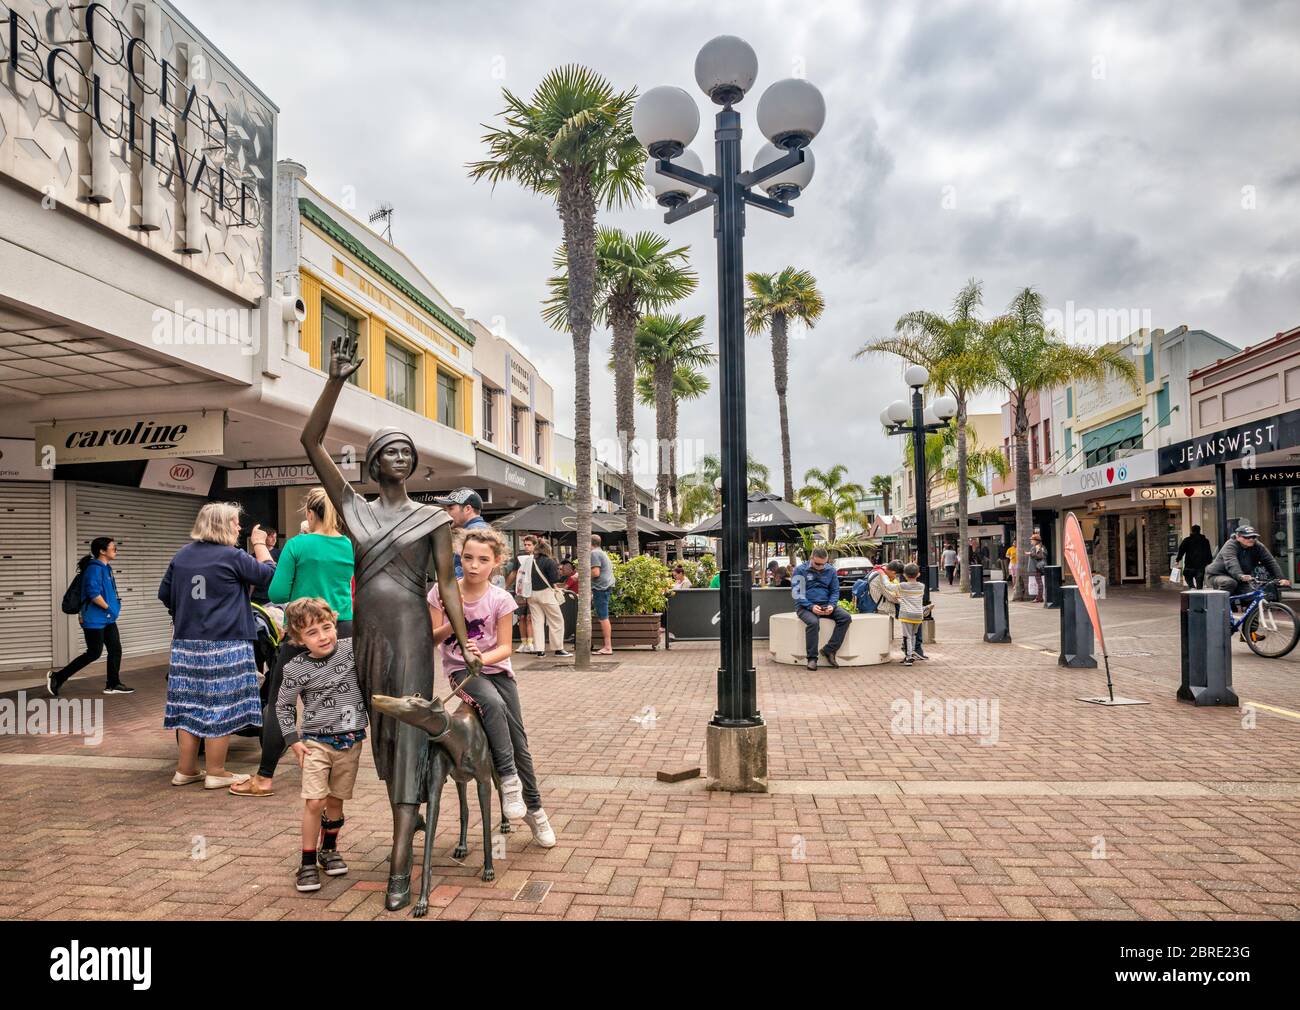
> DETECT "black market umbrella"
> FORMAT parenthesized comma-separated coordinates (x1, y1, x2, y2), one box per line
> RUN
(493, 501, 586, 534)
(688, 492, 830, 544)
(600, 509, 688, 545)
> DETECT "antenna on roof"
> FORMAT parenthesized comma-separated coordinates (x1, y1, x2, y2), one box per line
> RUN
(368, 202, 394, 242)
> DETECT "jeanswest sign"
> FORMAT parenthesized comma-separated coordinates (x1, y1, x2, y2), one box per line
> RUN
(1, 1, 274, 300)
(35, 410, 223, 465)
(1159, 408, 1300, 474)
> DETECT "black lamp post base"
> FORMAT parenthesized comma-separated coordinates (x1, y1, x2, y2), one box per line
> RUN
(706, 721, 768, 793)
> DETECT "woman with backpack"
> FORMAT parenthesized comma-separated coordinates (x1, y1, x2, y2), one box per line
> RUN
(47, 537, 129, 696)
(231, 488, 354, 798)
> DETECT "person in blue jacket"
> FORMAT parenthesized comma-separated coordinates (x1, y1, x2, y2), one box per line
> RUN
(47, 537, 129, 696)
(791, 547, 852, 671)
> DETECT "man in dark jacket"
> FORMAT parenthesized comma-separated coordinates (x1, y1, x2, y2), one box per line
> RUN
(791, 548, 851, 670)
(1205, 523, 1290, 598)
(1175, 524, 1213, 589)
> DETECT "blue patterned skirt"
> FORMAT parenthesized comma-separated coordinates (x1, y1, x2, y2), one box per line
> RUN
(163, 639, 262, 738)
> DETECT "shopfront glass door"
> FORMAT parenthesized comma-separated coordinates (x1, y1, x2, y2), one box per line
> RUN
(1120, 515, 1145, 582)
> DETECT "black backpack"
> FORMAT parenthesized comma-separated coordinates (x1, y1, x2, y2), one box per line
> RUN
(60, 571, 85, 615)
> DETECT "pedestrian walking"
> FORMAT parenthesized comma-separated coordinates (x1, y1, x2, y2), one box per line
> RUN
(526, 538, 569, 657)
(47, 536, 130, 696)
(1175, 524, 1213, 589)
(250, 529, 281, 604)
(1026, 532, 1047, 602)
(942, 544, 958, 586)
(232, 488, 354, 798)
(159, 502, 277, 791)
(506, 535, 537, 652)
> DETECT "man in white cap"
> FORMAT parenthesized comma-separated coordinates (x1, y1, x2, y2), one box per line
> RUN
(1205, 522, 1290, 600)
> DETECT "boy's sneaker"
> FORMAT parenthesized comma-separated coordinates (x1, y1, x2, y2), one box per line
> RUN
(915, 650, 929, 660)
(523, 808, 557, 848)
(104, 684, 134, 694)
(317, 850, 348, 876)
(902, 656, 914, 666)
(553, 650, 572, 658)
(46, 670, 58, 698)
(296, 865, 321, 892)
(500, 774, 527, 820)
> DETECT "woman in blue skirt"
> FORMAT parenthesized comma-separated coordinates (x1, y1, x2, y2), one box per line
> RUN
(159, 502, 277, 790)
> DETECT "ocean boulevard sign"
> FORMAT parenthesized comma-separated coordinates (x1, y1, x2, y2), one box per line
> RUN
(0, 1, 274, 301)
(1059, 450, 1158, 498)
(36, 410, 223, 465)
(1159, 408, 1300, 474)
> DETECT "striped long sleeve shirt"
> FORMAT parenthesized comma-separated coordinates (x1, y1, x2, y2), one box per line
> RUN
(276, 638, 368, 746)
(882, 579, 928, 625)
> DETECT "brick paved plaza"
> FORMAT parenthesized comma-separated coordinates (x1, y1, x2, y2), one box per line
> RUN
(3, 588, 1298, 922)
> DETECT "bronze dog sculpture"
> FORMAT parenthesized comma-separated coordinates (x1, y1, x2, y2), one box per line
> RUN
(371, 692, 507, 917)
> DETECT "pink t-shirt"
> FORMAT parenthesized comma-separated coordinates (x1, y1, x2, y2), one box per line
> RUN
(426, 581, 517, 677)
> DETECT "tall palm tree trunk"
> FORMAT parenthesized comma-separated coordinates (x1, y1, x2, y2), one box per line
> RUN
(669, 395, 682, 560)
(559, 173, 596, 668)
(1012, 396, 1032, 603)
(956, 399, 971, 593)
(611, 304, 640, 556)
(771, 313, 794, 501)
(653, 359, 673, 563)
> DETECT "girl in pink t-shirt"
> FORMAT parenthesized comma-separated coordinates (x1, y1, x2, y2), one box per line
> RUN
(427, 527, 555, 848)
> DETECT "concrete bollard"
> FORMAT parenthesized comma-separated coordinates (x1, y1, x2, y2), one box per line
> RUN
(983, 580, 1011, 643)
(1058, 585, 1097, 668)
(969, 564, 985, 598)
(1178, 590, 1237, 706)
(1043, 565, 1063, 610)
(927, 564, 940, 592)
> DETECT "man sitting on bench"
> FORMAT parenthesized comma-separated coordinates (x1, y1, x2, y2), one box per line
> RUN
(791, 547, 851, 671)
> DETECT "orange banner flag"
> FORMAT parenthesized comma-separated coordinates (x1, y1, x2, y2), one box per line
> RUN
(1062, 511, 1106, 655)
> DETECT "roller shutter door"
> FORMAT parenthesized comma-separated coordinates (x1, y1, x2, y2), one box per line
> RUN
(0, 482, 54, 671)
(72, 483, 204, 658)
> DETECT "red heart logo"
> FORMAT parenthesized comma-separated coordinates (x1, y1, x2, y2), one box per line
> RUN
(1183, 487, 1195, 497)
(1106, 468, 1115, 483)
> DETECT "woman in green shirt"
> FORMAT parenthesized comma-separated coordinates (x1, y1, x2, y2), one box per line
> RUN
(232, 488, 354, 797)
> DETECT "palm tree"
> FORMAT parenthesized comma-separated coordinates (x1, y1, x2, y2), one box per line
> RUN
(631, 314, 715, 523)
(546, 229, 696, 554)
(678, 452, 772, 525)
(984, 287, 1138, 600)
(914, 421, 1009, 501)
(856, 279, 991, 591)
(797, 464, 866, 542)
(468, 65, 642, 666)
(869, 474, 893, 514)
(744, 268, 826, 501)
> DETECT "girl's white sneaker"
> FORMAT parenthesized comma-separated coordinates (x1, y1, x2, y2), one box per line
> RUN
(500, 774, 527, 819)
(523, 808, 556, 848)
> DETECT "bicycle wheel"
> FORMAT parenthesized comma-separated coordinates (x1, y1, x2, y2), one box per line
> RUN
(1244, 602, 1300, 658)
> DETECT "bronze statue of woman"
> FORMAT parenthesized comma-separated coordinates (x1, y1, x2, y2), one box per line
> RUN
(302, 334, 481, 911)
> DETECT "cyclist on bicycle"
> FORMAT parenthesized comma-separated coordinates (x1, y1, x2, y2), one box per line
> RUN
(1204, 523, 1291, 601)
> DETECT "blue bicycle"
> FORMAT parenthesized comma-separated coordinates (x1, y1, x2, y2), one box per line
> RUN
(1228, 580, 1299, 658)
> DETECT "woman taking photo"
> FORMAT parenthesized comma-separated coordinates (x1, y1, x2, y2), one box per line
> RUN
(231, 488, 354, 798)
(47, 536, 129, 696)
(159, 502, 276, 790)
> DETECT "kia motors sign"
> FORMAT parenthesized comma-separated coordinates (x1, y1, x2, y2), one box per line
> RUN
(226, 461, 361, 488)
(36, 410, 223, 465)
(140, 457, 216, 496)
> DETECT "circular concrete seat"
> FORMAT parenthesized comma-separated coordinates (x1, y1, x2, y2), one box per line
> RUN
(768, 612, 893, 666)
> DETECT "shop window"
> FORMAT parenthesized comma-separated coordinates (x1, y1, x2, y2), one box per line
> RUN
(535, 419, 546, 466)
(385, 338, 419, 411)
(482, 385, 496, 443)
(1143, 345, 1155, 384)
(512, 406, 523, 456)
(1155, 382, 1171, 427)
(322, 301, 361, 386)
(1066, 387, 1073, 418)
(437, 371, 460, 429)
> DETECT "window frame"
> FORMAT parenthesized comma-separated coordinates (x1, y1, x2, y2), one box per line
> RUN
(384, 335, 420, 412)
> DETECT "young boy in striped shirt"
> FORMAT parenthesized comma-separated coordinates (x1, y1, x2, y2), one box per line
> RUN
(275, 598, 368, 893)
(882, 563, 931, 665)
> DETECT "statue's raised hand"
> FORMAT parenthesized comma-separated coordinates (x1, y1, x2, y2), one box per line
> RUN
(328, 334, 363, 383)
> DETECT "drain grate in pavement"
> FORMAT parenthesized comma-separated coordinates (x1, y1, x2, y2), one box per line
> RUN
(513, 879, 552, 903)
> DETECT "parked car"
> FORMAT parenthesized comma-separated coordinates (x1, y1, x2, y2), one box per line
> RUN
(832, 556, 878, 599)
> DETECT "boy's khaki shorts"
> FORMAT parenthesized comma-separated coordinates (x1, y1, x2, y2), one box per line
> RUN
(300, 739, 362, 800)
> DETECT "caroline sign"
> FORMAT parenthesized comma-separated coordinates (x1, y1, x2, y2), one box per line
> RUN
(1, 1, 273, 301)
(35, 410, 223, 465)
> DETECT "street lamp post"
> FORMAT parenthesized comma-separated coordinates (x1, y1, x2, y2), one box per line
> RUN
(634, 37, 824, 792)
(881, 367, 958, 612)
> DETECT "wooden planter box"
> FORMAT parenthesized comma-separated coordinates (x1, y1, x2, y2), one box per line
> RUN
(594, 613, 663, 650)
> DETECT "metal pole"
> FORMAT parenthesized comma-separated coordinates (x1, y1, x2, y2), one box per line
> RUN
(911, 386, 931, 608)
(1214, 462, 1228, 546)
(712, 106, 758, 728)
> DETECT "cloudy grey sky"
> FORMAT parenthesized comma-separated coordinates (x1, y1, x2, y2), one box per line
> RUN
(209, 0, 1300, 493)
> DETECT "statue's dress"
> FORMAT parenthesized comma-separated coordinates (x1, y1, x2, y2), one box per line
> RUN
(340, 490, 451, 805)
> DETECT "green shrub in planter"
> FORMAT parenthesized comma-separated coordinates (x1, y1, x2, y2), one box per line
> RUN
(692, 553, 718, 588)
(610, 554, 674, 617)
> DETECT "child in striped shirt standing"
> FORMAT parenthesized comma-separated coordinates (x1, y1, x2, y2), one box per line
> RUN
(882, 563, 931, 665)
